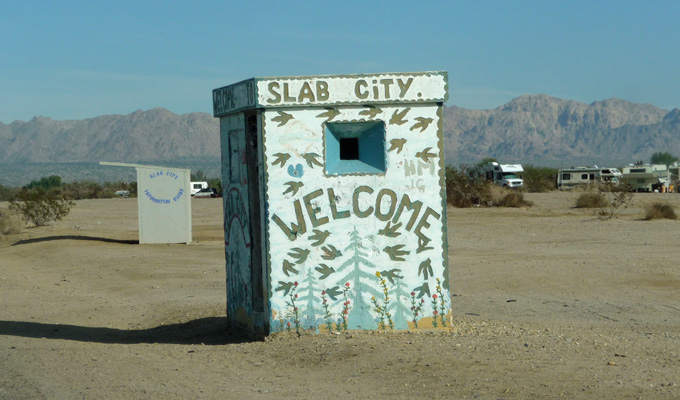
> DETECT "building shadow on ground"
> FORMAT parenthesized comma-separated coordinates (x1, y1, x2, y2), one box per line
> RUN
(11, 235, 139, 246)
(0, 318, 257, 345)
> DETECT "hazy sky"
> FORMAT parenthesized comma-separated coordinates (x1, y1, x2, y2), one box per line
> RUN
(2, 0, 679, 123)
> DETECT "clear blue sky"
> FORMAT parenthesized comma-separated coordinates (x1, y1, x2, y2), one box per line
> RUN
(2, 0, 679, 123)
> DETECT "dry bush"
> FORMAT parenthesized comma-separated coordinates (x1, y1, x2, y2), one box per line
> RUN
(446, 165, 492, 208)
(575, 192, 608, 208)
(644, 202, 677, 220)
(9, 189, 75, 227)
(497, 191, 533, 207)
(0, 208, 23, 237)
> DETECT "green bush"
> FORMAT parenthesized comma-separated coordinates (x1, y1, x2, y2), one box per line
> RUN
(522, 165, 558, 193)
(575, 192, 608, 208)
(9, 189, 75, 227)
(644, 202, 677, 220)
(0, 184, 17, 202)
(26, 175, 63, 190)
(0, 208, 23, 237)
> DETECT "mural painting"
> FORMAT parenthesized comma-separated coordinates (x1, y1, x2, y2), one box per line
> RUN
(214, 72, 449, 335)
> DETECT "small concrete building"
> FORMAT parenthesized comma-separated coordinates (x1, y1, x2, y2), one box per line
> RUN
(213, 72, 449, 335)
(100, 162, 192, 244)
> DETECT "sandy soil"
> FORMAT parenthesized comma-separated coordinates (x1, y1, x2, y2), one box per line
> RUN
(1, 192, 679, 399)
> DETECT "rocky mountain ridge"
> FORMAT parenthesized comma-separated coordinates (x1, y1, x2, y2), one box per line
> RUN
(1, 95, 679, 168)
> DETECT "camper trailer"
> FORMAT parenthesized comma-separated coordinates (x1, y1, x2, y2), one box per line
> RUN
(556, 166, 622, 190)
(621, 163, 669, 192)
(476, 162, 524, 188)
(190, 181, 208, 196)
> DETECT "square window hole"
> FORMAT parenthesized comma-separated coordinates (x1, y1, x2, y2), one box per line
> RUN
(325, 121, 385, 175)
(339, 138, 359, 160)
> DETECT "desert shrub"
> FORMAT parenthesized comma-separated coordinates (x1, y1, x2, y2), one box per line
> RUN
(0, 184, 17, 202)
(26, 175, 63, 190)
(522, 165, 558, 193)
(575, 192, 608, 208)
(644, 202, 677, 220)
(9, 189, 75, 226)
(596, 183, 634, 220)
(446, 165, 532, 208)
(0, 208, 23, 237)
(497, 191, 533, 207)
(446, 165, 492, 207)
(60, 181, 116, 200)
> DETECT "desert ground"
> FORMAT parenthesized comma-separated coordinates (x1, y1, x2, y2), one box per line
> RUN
(1, 191, 679, 399)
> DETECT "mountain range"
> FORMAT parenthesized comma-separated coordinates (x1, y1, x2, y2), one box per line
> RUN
(1, 94, 679, 182)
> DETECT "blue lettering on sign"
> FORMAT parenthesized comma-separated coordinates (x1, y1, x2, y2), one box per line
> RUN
(173, 188, 184, 202)
(144, 189, 171, 204)
(149, 171, 164, 179)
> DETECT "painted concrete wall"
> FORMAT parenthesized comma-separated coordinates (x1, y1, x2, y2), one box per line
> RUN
(219, 113, 258, 329)
(263, 104, 449, 333)
(136, 166, 191, 244)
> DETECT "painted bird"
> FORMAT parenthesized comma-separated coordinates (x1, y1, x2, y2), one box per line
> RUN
(321, 244, 342, 260)
(315, 264, 336, 280)
(387, 138, 407, 154)
(272, 111, 294, 127)
(378, 221, 402, 237)
(282, 181, 304, 196)
(316, 107, 340, 122)
(389, 107, 411, 126)
(415, 147, 437, 163)
(308, 229, 330, 246)
(383, 244, 409, 261)
(271, 152, 291, 168)
(380, 268, 403, 284)
(287, 247, 310, 264)
(413, 282, 431, 299)
(418, 258, 434, 280)
(359, 105, 383, 119)
(302, 152, 323, 168)
(282, 260, 299, 277)
(275, 281, 295, 296)
(410, 117, 433, 132)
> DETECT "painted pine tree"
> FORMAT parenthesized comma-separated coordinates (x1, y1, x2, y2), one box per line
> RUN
(336, 227, 381, 329)
(298, 266, 322, 331)
(389, 275, 411, 329)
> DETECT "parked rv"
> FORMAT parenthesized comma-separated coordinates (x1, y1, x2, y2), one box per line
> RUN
(190, 181, 208, 196)
(556, 166, 622, 190)
(473, 162, 524, 188)
(621, 163, 669, 192)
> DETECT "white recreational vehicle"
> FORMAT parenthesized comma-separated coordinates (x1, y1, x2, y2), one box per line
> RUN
(556, 166, 622, 190)
(190, 181, 208, 196)
(621, 163, 669, 192)
(475, 162, 524, 188)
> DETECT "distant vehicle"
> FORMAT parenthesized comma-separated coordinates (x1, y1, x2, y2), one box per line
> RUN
(113, 190, 130, 197)
(190, 181, 208, 196)
(556, 166, 622, 190)
(193, 187, 219, 198)
(473, 162, 524, 188)
(621, 163, 668, 192)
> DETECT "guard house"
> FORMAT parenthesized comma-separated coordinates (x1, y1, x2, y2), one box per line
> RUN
(213, 72, 449, 336)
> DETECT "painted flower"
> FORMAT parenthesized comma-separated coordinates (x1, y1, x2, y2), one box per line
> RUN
(375, 271, 381, 277)
(433, 294, 438, 299)
(294, 281, 298, 286)
(411, 292, 416, 297)
(345, 282, 350, 287)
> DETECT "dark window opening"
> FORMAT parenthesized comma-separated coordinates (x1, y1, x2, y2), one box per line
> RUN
(339, 138, 359, 160)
